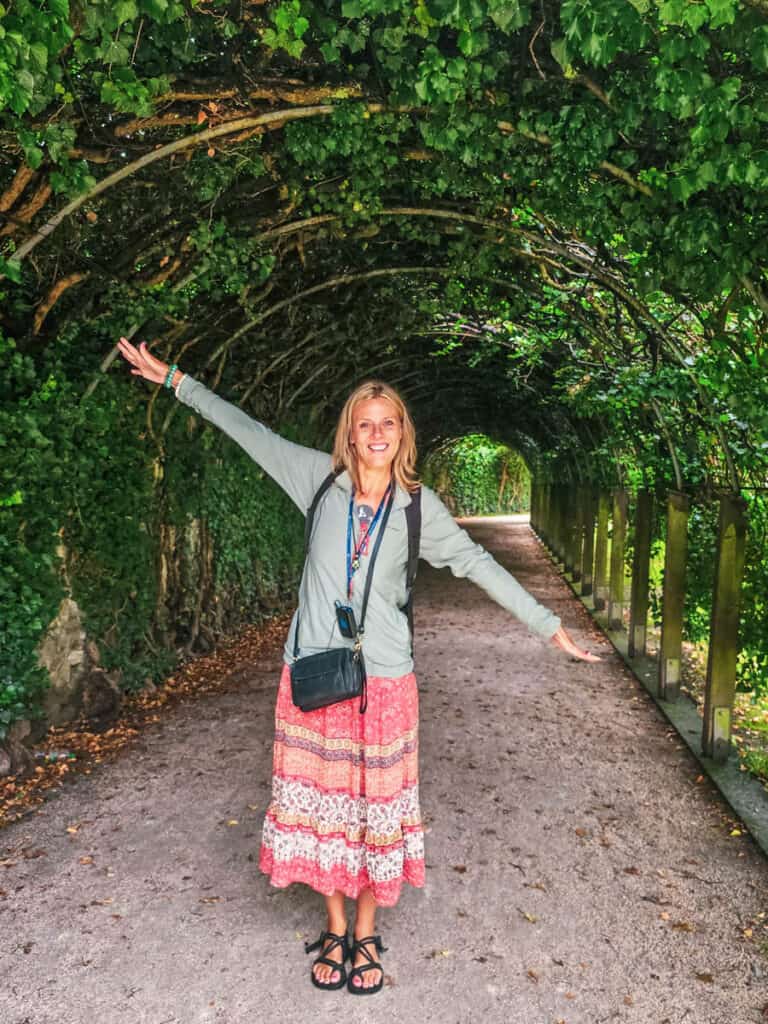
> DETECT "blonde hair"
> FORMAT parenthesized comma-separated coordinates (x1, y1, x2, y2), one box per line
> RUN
(332, 379, 420, 493)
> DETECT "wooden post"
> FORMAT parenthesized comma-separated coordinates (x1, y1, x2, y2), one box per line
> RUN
(563, 485, 577, 578)
(529, 477, 539, 532)
(701, 495, 748, 761)
(658, 491, 690, 701)
(593, 491, 610, 611)
(552, 485, 565, 565)
(608, 488, 628, 631)
(541, 482, 551, 547)
(569, 486, 583, 583)
(580, 486, 596, 597)
(628, 490, 653, 657)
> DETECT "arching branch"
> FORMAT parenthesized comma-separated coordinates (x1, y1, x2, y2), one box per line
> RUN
(33, 271, 90, 334)
(0, 163, 36, 212)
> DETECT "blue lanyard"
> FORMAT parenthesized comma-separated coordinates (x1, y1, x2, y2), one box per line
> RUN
(346, 484, 391, 598)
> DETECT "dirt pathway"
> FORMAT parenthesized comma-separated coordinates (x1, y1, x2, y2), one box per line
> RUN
(2, 518, 766, 1024)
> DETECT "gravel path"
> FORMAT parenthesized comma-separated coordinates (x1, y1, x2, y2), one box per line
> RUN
(2, 517, 766, 1024)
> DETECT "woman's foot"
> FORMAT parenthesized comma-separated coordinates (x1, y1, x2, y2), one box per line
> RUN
(305, 923, 349, 989)
(348, 934, 386, 994)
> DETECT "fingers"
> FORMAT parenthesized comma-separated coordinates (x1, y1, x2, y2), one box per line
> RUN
(117, 336, 139, 364)
(117, 336, 169, 384)
(552, 629, 602, 662)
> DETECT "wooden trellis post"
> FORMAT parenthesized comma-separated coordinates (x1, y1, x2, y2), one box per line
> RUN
(628, 490, 653, 657)
(564, 485, 581, 579)
(569, 486, 584, 583)
(608, 488, 628, 631)
(593, 491, 610, 611)
(552, 485, 565, 565)
(658, 491, 690, 701)
(541, 481, 552, 548)
(530, 478, 539, 532)
(701, 495, 748, 761)
(579, 486, 596, 596)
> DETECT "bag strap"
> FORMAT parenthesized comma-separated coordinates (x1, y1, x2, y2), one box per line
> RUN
(293, 470, 394, 659)
(356, 485, 394, 637)
(401, 486, 422, 651)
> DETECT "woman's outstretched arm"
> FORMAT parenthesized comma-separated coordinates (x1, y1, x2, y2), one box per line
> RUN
(117, 338, 332, 512)
(418, 485, 601, 663)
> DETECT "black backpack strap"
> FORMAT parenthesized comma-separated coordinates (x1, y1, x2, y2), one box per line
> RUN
(294, 469, 340, 659)
(405, 486, 421, 592)
(402, 486, 422, 651)
(304, 470, 339, 557)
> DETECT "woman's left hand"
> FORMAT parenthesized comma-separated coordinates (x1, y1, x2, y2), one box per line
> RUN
(550, 625, 603, 662)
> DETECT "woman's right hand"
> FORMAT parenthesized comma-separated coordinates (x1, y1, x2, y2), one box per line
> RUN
(117, 336, 170, 384)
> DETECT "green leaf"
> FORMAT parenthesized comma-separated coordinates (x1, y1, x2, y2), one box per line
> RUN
(29, 41, 49, 71)
(116, 0, 139, 22)
(488, 1, 525, 32)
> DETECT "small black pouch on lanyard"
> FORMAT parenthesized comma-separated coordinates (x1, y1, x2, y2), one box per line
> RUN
(290, 477, 394, 714)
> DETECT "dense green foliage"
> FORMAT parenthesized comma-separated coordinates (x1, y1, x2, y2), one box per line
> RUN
(0, 332, 304, 738)
(2, 0, 768, 733)
(423, 434, 530, 516)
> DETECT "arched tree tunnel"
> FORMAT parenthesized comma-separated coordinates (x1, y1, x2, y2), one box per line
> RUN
(2, 0, 768, 781)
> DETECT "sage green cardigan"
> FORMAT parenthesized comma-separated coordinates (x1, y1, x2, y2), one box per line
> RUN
(176, 375, 561, 677)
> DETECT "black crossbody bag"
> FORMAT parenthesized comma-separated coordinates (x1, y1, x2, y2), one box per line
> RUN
(290, 475, 395, 715)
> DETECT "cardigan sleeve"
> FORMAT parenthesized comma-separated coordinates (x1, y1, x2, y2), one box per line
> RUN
(175, 375, 332, 513)
(419, 485, 561, 639)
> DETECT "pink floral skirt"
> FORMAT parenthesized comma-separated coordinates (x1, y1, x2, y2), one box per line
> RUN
(258, 663, 425, 907)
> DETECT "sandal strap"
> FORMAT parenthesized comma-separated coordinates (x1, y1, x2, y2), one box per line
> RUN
(305, 930, 348, 956)
(349, 961, 382, 976)
(313, 954, 347, 970)
(351, 934, 387, 960)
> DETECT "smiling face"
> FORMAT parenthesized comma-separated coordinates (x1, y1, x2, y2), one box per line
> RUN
(349, 396, 403, 476)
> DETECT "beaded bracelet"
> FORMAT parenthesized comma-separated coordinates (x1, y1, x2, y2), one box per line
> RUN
(164, 363, 178, 389)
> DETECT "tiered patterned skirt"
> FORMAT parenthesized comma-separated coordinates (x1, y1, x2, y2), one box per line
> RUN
(259, 663, 425, 907)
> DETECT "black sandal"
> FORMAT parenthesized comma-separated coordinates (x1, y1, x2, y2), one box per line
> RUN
(347, 934, 387, 995)
(304, 929, 350, 991)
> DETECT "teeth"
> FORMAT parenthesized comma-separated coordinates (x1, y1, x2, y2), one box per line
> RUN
(369, 443, 388, 451)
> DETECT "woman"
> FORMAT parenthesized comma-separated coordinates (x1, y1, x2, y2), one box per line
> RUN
(118, 337, 600, 995)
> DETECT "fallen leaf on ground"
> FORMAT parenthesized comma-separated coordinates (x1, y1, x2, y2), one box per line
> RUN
(452, 865, 467, 873)
(78, 855, 93, 865)
(518, 909, 538, 923)
(672, 920, 695, 932)
(527, 968, 539, 982)
(624, 995, 634, 1006)
(226, 819, 239, 826)
(695, 972, 714, 983)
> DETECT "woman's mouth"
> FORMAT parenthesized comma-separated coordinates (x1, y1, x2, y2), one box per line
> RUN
(368, 443, 389, 452)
